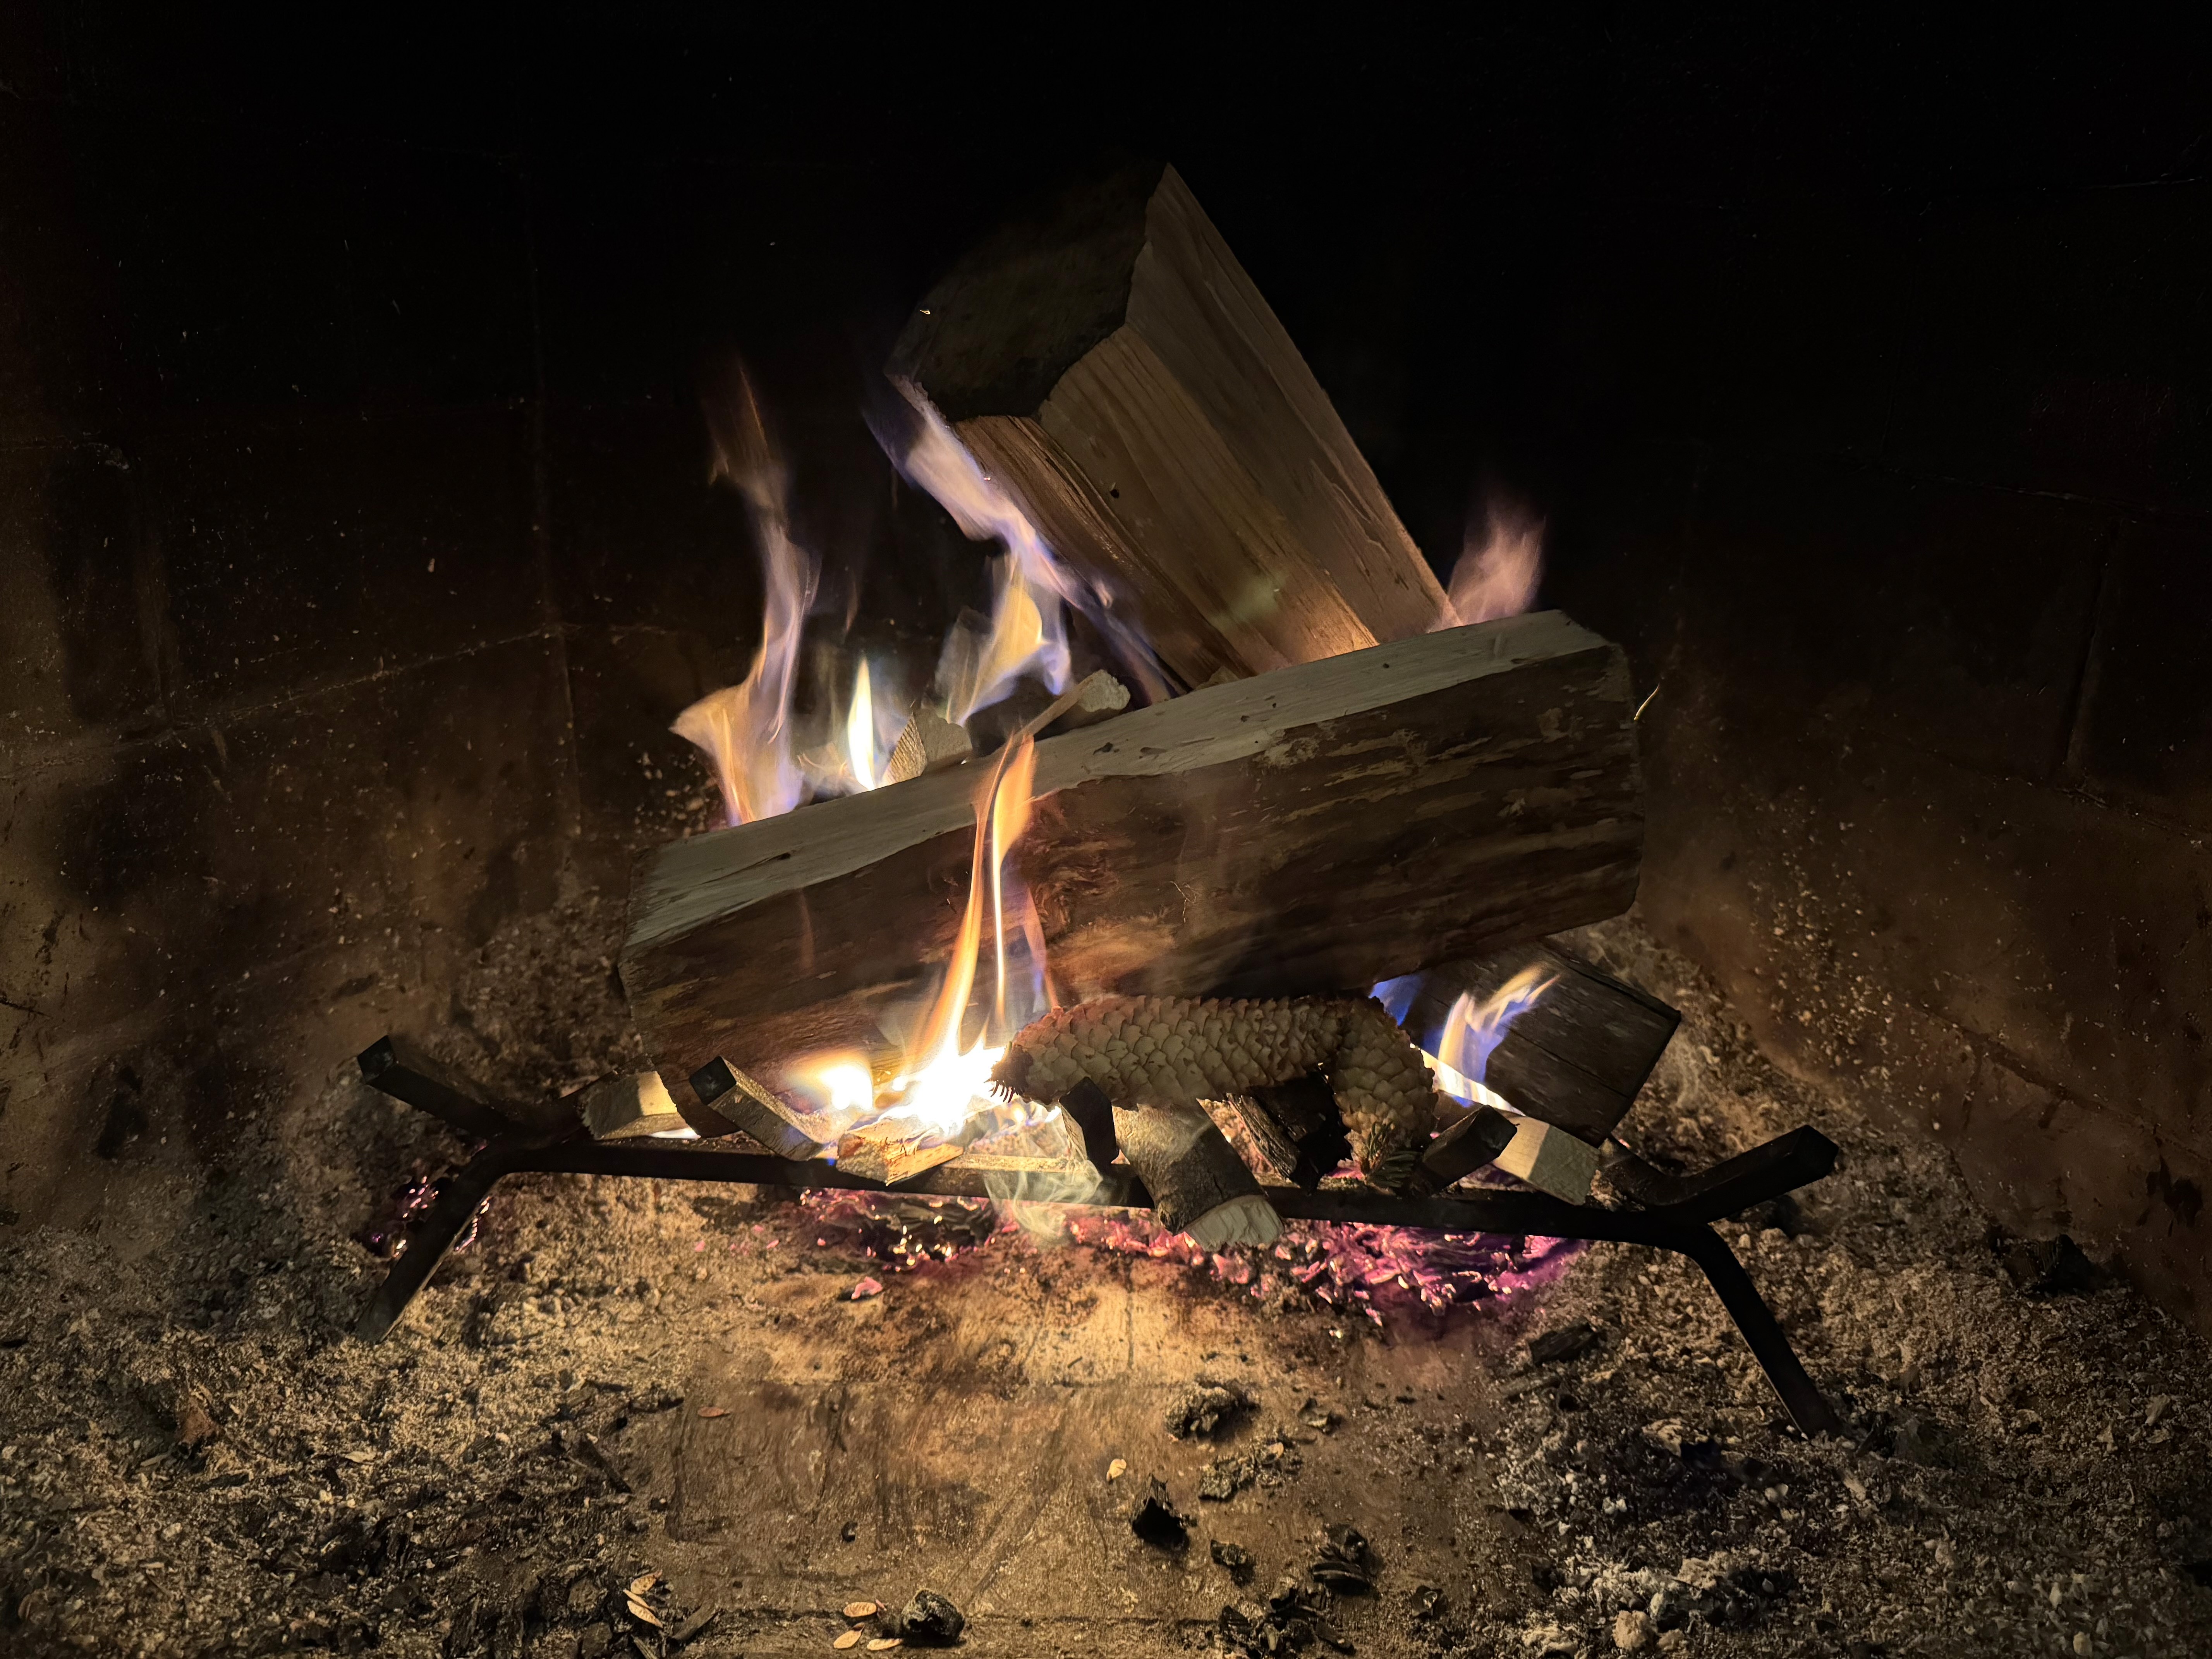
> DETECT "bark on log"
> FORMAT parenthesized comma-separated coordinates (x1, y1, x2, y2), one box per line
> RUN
(621, 612, 1641, 1097)
(1399, 943, 1679, 1142)
(1112, 1105, 1280, 1247)
(890, 163, 1446, 690)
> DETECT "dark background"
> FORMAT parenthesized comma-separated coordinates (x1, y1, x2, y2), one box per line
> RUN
(3, 12, 2207, 1313)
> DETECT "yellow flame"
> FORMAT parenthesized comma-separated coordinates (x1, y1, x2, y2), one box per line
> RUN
(990, 734, 1038, 1030)
(881, 730, 1041, 1135)
(845, 659, 878, 792)
(1437, 499, 1544, 628)
(672, 364, 816, 824)
(790, 1053, 875, 1121)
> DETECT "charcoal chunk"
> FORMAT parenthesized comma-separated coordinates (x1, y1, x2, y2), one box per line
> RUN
(1129, 1477, 1191, 1549)
(893, 1589, 965, 1646)
(1529, 1322, 1599, 1366)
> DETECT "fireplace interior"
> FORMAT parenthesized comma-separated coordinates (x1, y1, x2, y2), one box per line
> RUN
(3, 15, 2210, 1659)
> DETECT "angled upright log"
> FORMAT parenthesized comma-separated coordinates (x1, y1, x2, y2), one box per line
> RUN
(890, 163, 1448, 690)
(621, 612, 1642, 1099)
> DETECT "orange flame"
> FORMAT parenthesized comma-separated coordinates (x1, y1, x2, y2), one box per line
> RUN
(1437, 498, 1544, 628)
(672, 364, 817, 824)
(860, 728, 1044, 1137)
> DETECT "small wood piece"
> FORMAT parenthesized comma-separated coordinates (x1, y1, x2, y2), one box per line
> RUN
(1408, 1104, 1518, 1195)
(1057, 1078, 1121, 1171)
(835, 1120, 962, 1186)
(1202, 1096, 1304, 1187)
(1111, 1105, 1280, 1248)
(1493, 1116, 1601, 1202)
(622, 613, 1641, 1090)
(686, 1056, 830, 1157)
(892, 164, 1447, 689)
(1246, 1071, 1353, 1188)
(963, 668, 1130, 754)
(574, 1072, 688, 1141)
(883, 706, 974, 785)
(1400, 943, 1680, 1142)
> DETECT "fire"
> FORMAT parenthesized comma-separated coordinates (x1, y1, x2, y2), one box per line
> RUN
(844, 659, 880, 791)
(1433, 964, 1558, 1106)
(877, 385, 1167, 718)
(672, 364, 817, 825)
(663, 375, 1141, 1148)
(1436, 497, 1544, 628)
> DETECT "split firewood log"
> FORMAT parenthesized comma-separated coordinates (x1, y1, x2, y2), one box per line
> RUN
(891, 163, 1447, 688)
(574, 1073, 689, 1141)
(1396, 942, 1680, 1143)
(686, 1056, 832, 1156)
(621, 613, 1642, 1097)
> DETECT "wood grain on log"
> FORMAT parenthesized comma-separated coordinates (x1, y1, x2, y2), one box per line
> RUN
(891, 164, 1446, 690)
(575, 1073, 688, 1141)
(1398, 943, 1679, 1142)
(835, 1121, 961, 1186)
(622, 612, 1641, 1097)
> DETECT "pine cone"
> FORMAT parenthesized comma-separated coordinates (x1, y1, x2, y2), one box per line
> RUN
(991, 993, 1437, 1186)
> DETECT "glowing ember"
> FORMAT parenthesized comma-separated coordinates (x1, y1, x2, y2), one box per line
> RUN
(797, 1189, 1583, 1324)
(1436, 496, 1544, 629)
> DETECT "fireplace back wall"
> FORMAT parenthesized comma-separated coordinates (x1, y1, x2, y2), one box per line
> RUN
(2, 17, 2205, 1318)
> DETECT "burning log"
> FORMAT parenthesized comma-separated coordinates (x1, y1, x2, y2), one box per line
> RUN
(835, 1120, 961, 1187)
(890, 163, 1448, 689)
(621, 612, 1641, 1096)
(1111, 1105, 1280, 1247)
(1401, 943, 1680, 1142)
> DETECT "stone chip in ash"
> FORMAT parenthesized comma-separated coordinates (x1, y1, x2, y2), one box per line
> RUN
(1165, 1378, 1254, 1439)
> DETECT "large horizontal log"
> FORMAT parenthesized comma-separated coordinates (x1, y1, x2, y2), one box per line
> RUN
(891, 163, 1446, 689)
(620, 611, 1641, 1096)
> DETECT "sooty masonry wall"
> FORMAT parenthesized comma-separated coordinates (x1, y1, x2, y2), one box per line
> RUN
(2, 17, 2206, 1320)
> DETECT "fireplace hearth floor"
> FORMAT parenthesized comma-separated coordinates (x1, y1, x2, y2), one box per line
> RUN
(3, 917, 2210, 1657)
